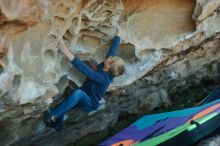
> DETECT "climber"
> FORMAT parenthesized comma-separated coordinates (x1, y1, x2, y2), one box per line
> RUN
(43, 29, 125, 131)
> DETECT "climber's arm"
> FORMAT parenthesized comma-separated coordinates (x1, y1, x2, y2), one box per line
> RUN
(106, 25, 121, 58)
(57, 42, 75, 61)
(106, 36, 120, 58)
(57, 41, 108, 84)
(71, 58, 108, 84)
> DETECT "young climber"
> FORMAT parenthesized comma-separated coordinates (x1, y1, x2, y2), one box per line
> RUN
(43, 34, 125, 131)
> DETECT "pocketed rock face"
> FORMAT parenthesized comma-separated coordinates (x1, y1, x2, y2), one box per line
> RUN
(0, 0, 220, 146)
(198, 135, 220, 146)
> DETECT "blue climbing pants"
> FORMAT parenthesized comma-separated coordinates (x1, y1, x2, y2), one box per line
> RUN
(44, 89, 94, 131)
(52, 89, 94, 118)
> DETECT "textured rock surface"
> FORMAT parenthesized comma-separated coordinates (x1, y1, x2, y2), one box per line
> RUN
(0, 0, 220, 146)
(198, 135, 220, 146)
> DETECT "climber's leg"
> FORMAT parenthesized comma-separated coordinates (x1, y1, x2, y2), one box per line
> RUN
(43, 89, 93, 130)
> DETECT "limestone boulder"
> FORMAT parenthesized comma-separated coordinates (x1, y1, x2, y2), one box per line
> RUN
(0, 0, 220, 145)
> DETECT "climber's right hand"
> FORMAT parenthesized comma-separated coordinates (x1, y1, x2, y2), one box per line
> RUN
(57, 40, 75, 61)
(115, 23, 120, 36)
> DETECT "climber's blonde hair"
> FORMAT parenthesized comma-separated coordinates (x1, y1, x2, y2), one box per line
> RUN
(109, 56, 125, 77)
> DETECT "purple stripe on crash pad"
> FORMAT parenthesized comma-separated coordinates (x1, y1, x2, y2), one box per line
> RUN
(212, 108, 220, 113)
